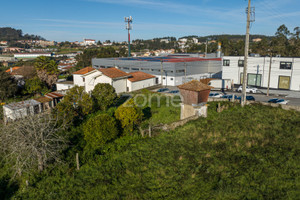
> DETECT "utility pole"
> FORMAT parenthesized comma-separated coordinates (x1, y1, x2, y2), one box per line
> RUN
(241, 0, 254, 107)
(161, 60, 163, 86)
(205, 40, 208, 57)
(267, 54, 272, 96)
(184, 62, 187, 83)
(125, 16, 133, 57)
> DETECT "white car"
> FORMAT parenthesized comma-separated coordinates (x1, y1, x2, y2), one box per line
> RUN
(209, 92, 223, 98)
(237, 86, 257, 93)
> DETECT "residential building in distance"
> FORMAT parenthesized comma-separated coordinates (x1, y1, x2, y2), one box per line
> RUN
(14, 52, 52, 59)
(82, 39, 96, 46)
(0, 41, 8, 46)
(92, 54, 222, 86)
(222, 56, 300, 91)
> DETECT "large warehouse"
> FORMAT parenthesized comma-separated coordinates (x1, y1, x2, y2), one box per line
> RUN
(92, 55, 222, 86)
(222, 56, 300, 91)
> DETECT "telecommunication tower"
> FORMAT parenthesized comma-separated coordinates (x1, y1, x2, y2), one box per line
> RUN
(125, 16, 133, 57)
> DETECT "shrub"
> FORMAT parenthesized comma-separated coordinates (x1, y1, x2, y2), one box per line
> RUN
(83, 113, 119, 151)
(115, 99, 143, 135)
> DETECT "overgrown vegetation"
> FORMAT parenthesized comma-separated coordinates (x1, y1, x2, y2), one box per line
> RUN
(2, 101, 299, 199)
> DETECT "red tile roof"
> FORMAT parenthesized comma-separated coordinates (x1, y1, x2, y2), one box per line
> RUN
(35, 96, 52, 103)
(99, 68, 129, 79)
(128, 71, 156, 82)
(73, 67, 95, 75)
(45, 92, 64, 99)
(5, 67, 21, 73)
(178, 80, 213, 92)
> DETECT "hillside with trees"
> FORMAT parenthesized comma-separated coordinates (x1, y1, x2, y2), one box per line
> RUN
(0, 89, 299, 199)
(0, 27, 45, 42)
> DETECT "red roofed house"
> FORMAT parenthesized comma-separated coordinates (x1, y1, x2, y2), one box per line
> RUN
(61, 67, 157, 93)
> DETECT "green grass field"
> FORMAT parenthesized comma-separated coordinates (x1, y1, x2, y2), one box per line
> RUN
(12, 102, 300, 199)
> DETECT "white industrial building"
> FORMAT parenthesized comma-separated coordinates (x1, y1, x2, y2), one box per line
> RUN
(222, 56, 300, 91)
(56, 67, 157, 94)
(92, 55, 222, 86)
(14, 52, 52, 59)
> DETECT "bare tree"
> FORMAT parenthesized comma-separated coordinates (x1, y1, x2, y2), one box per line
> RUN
(0, 113, 67, 177)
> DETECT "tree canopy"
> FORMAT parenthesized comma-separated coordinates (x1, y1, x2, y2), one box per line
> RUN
(83, 113, 119, 151)
(0, 71, 18, 101)
(91, 83, 118, 111)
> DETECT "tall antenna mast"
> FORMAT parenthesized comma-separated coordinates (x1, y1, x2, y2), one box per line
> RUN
(125, 16, 133, 57)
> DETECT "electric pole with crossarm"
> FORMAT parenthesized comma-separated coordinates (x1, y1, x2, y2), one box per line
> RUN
(241, 0, 255, 107)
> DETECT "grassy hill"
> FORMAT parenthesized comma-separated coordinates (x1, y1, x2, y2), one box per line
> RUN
(12, 102, 300, 200)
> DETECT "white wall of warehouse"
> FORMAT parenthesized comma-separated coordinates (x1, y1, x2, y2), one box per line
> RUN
(222, 56, 300, 91)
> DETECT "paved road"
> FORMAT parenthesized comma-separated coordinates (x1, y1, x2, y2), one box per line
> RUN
(152, 86, 300, 107)
(221, 91, 300, 106)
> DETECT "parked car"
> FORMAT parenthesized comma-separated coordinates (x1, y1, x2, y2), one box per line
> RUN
(157, 88, 169, 92)
(268, 98, 279, 103)
(237, 86, 258, 93)
(276, 99, 289, 105)
(221, 94, 238, 100)
(236, 95, 255, 101)
(209, 92, 223, 98)
(268, 98, 289, 105)
(169, 90, 179, 94)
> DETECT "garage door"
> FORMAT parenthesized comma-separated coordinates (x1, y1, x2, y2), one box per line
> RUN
(278, 76, 290, 90)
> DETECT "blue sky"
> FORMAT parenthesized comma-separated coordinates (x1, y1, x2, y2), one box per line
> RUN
(1, 0, 299, 42)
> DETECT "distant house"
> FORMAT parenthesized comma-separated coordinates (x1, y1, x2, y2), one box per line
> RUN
(0, 41, 8, 46)
(252, 38, 262, 42)
(83, 39, 96, 46)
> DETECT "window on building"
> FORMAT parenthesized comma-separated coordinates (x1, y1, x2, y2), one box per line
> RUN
(170, 78, 174, 81)
(132, 68, 139, 71)
(82, 77, 85, 82)
(123, 67, 129, 70)
(280, 62, 292, 70)
(223, 59, 230, 66)
(176, 69, 185, 73)
(141, 68, 150, 71)
(238, 60, 244, 67)
(163, 77, 166, 80)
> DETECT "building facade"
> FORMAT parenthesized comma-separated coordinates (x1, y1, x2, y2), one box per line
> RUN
(222, 56, 300, 91)
(57, 67, 157, 94)
(92, 55, 222, 86)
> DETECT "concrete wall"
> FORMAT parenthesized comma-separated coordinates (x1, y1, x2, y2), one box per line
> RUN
(180, 103, 207, 120)
(112, 79, 127, 93)
(73, 74, 85, 87)
(222, 56, 300, 91)
(56, 83, 74, 91)
(127, 78, 156, 92)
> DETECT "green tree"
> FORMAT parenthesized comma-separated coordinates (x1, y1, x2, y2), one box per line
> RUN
(34, 56, 59, 88)
(55, 86, 93, 123)
(115, 99, 143, 135)
(23, 77, 49, 96)
(0, 71, 17, 101)
(83, 113, 119, 151)
(91, 83, 117, 111)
